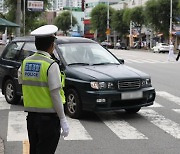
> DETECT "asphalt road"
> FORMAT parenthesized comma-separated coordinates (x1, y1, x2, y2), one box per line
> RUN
(1, 48, 180, 154)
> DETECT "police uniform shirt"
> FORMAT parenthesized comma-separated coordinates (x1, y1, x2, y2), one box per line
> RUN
(18, 50, 61, 90)
(18, 50, 66, 119)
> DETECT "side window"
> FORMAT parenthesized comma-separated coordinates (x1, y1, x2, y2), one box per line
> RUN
(18, 42, 36, 61)
(4, 42, 24, 60)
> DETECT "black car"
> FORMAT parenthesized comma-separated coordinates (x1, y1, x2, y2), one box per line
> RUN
(0, 36, 155, 118)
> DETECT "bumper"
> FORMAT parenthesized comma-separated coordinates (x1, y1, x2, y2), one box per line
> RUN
(81, 87, 156, 111)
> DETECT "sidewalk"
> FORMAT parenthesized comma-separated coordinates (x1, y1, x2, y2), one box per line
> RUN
(0, 138, 4, 154)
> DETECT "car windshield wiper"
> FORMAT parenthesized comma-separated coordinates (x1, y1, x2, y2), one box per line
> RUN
(92, 62, 119, 65)
(68, 63, 90, 66)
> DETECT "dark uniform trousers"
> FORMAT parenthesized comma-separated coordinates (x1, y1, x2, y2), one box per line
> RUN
(27, 112, 60, 154)
(176, 50, 180, 61)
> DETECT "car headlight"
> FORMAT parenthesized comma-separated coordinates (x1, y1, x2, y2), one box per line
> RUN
(90, 81, 114, 90)
(141, 78, 151, 87)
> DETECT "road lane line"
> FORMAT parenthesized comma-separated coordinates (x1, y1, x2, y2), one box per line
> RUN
(64, 117, 92, 140)
(156, 91, 180, 106)
(98, 113, 148, 139)
(148, 101, 163, 107)
(0, 99, 10, 110)
(140, 109, 180, 139)
(7, 111, 28, 141)
(172, 109, 180, 113)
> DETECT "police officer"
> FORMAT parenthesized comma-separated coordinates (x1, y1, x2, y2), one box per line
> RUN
(18, 25, 69, 154)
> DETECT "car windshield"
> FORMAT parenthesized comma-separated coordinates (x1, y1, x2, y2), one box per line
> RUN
(57, 43, 120, 65)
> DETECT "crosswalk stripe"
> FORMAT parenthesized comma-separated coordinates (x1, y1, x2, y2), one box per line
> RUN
(148, 101, 163, 107)
(172, 109, 180, 113)
(140, 109, 180, 139)
(0, 91, 4, 98)
(124, 59, 179, 63)
(98, 113, 148, 139)
(64, 117, 92, 140)
(156, 91, 180, 106)
(7, 111, 28, 141)
(126, 59, 144, 63)
(0, 99, 10, 110)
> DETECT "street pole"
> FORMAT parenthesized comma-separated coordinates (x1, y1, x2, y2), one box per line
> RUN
(70, 0, 72, 32)
(107, 0, 109, 42)
(129, 21, 133, 48)
(16, 0, 21, 37)
(23, 0, 25, 36)
(169, 0, 172, 43)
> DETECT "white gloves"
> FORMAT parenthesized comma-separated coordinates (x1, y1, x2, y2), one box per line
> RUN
(60, 117, 69, 138)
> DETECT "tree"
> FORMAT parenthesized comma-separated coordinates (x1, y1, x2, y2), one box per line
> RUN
(111, 9, 129, 37)
(130, 6, 145, 28)
(4, 0, 49, 35)
(54, 11, 77, 36)
(90, 4, 115, 41)
(144, 0, 180, 39)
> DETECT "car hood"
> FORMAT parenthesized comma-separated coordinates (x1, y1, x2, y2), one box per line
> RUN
(68, 64, 149, 80)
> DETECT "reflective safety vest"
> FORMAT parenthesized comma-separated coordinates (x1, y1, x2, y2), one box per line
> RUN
(22, 52, 66, 112)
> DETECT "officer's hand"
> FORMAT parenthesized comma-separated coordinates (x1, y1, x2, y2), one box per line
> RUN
(60, 117, 69, 137)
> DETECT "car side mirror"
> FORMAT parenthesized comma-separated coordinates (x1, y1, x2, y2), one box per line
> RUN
(118, 59, 124, 64)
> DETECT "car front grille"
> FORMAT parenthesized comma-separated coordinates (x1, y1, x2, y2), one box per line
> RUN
(118, 79, 141, 90)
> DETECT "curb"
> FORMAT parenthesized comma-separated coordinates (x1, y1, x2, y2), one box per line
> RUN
(0, 138, 4, 154)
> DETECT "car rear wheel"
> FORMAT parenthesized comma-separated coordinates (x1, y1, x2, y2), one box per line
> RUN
(4, 79, 21, 104)
(65, 89, 82, 119)
(125, 107, 141, 114)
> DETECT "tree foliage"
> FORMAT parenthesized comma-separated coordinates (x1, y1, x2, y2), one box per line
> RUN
(111, 9, 129, 37)
(4, 0, 49, 34)
(90, 4, 115, 41)
(54, 11, 77, 36)
(144, 0, 180, 38)
(130, 6, 145, 28)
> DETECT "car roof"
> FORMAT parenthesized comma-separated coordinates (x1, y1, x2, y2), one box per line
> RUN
(13, 36, 97, 44)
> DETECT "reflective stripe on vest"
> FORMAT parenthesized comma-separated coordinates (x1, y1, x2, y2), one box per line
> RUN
(22, 53, 65, 112)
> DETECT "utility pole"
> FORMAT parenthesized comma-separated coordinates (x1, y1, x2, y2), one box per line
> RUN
(129, 21, 133, 48)
(16, 0, 21, 37)
(23, 0, 25, 36)
(106, 0, 110, 42)
(70, 0, 72, 29)
(169, 0, 172, 43)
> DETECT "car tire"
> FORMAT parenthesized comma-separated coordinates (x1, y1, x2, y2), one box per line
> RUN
(125, 107, 141, 114)
(4, 79, 21, 104)
(65, 89, 82, 119)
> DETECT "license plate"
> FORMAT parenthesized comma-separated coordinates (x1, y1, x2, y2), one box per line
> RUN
(121, 91, 143, 100)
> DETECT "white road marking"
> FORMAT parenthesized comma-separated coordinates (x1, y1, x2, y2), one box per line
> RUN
(64, 117, 92, 140)
(0, 99, 10, 110)
(0, 92, 4, 98)
(172, 109, 180, 113)
(156, 91, 180, 106)
(98, 113, 148, 139)
(7, 111, 28, 141)
(140, 109, 180, 139)
(126, 59, 144, 63)
(148, 101, 163, 107)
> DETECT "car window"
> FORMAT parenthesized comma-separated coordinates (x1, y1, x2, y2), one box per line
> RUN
(161, 43, 168, 46)
(57, 43, 119, 65)
(18, 42, 36, 61)
(3, 42, 24, 60)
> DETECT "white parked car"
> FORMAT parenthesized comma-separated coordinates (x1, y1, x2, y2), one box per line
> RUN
(152, 43, 169, 53)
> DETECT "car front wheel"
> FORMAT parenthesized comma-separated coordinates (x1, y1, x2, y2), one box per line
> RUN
(125, 107, 141, 114)
(65, 89, 82, 119)
(4, 79, 21, 104)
